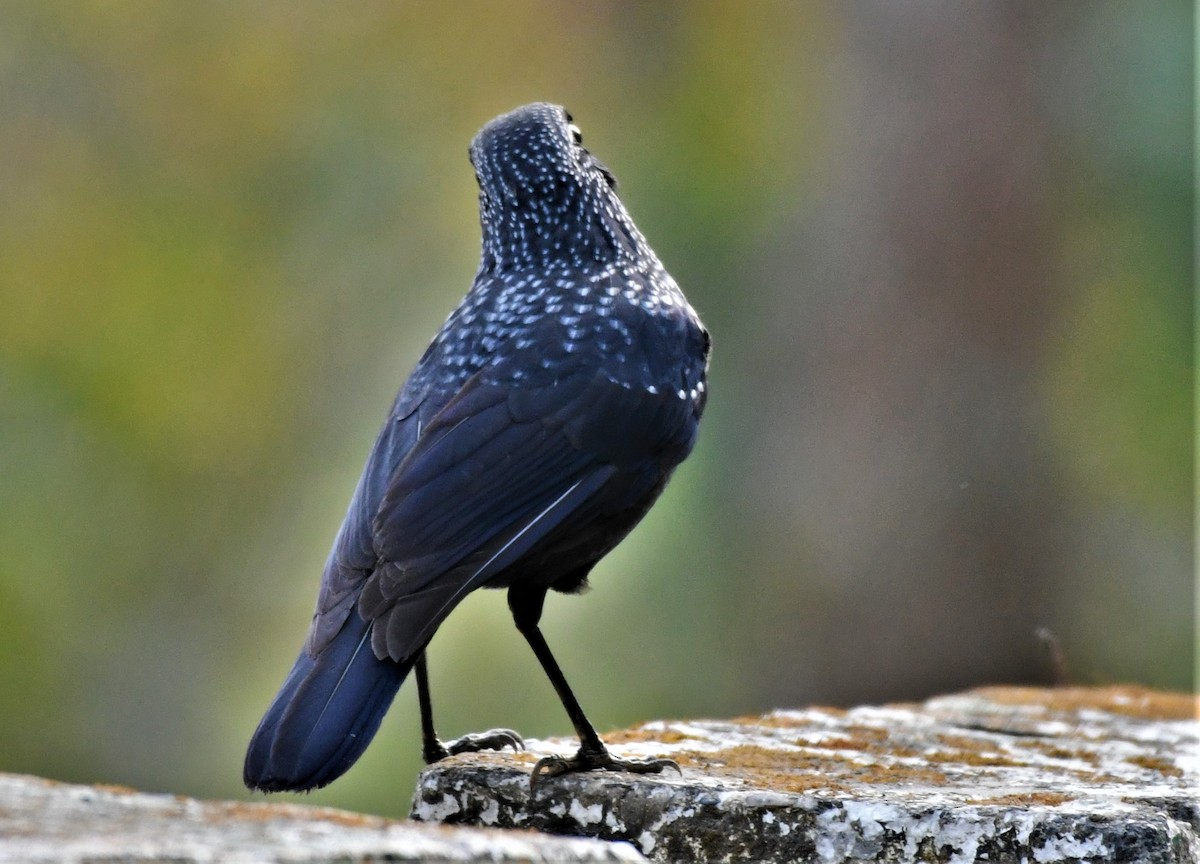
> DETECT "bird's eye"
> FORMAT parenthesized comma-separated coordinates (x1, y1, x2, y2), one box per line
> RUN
(568, 123, 583, 145)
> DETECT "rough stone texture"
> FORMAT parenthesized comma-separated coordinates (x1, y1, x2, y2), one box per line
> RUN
(411, 686, 1198, 863)
(0, 772, 646, 863)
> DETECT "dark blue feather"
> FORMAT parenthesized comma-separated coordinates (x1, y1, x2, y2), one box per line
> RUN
(243, 612, 409, 792)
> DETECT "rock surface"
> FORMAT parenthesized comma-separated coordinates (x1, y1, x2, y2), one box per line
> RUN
(0, 772, 646, 863)
(411, 686, 1198, 863)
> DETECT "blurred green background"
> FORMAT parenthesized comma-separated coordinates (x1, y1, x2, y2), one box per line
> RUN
(0, 2, 1191, 818)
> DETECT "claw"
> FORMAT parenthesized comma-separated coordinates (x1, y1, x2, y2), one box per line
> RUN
(425, 728, 525, 764)
(446, 728, 526, 756)
(529, 746, 680, 790)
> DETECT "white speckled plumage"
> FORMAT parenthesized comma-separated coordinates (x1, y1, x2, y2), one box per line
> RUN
(401, 103, 707, 409)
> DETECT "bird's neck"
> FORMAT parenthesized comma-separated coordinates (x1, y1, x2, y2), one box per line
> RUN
(478, 188, 648, 274)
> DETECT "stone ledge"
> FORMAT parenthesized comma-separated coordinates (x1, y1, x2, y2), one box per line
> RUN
(411, 686, 1198, 863)
(0, 773, 646, 863)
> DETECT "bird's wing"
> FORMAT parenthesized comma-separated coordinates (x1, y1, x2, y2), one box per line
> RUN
(303, 392, 432, 657)
(357, 351, 694, 663)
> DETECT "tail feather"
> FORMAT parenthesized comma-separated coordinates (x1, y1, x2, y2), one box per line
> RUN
(244, 612, 409, 792)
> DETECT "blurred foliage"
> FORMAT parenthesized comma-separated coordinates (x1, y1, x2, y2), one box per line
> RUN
(0, 2, 1190, 818)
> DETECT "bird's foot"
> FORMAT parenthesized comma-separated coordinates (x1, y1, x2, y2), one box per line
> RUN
(530, 745, 680, 789)
(424, 729, 525, 764)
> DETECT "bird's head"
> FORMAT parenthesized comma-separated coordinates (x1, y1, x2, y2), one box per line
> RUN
(469, 103, 643, 272)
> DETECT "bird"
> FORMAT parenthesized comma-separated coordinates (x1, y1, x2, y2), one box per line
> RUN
(243, 102, 710, 793)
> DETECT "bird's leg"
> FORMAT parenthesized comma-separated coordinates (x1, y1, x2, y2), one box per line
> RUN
(415, 651, 449, 763)
(415, 650, 524, 764)
(508, 587, 679, 787)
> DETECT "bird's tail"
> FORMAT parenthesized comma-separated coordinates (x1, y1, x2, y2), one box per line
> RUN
(244, 611, 409, 792)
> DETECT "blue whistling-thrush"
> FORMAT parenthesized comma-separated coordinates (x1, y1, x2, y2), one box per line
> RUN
(244, 103, 710, 791)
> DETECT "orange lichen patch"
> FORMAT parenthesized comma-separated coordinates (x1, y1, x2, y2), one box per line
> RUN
(935, 733, 1000, 752)
(971, 686, 1197, 721)
(974, 792, 1072, 807)
(845, 724, 891, 742)
(914, 733, 1027, 769)
(742, 707, 847, 728)
(850, 761, 949, 787)
(802, 736, 859, 750)
(470, 749, 537, 766)
(217, 800, 389, 828)
(678, 742, 948, 791)
(735, 713, 805, 728)
(679, 744, 813, 771)
(812, 705, 850, 716)
(1090, 772, 1137, 785)
(925, 748, 1018, 768)
(799, 725, 889, 750)
(877, 745, 924, 761)
(91, 783, 140, 796)
(1126, 754, 1184, 778)
(676, 744, 851, 794)
(606, 726, 699, 745)
(1027, 741, 1100, 765)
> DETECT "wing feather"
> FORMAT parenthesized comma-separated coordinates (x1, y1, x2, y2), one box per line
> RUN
(312, 328, 700, 666)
